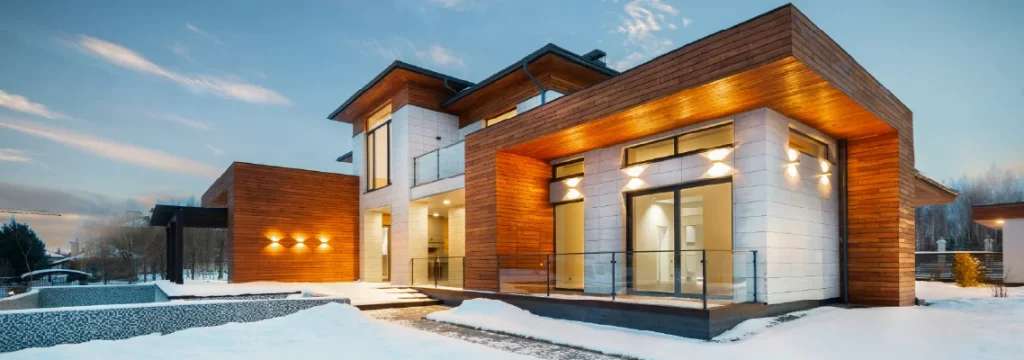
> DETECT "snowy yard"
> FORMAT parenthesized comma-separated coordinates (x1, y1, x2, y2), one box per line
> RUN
(427, 281, 1024, 360)
(2, 303, 531, 359)
(5, 281, 1020, 359)
(155, 280, 424, 306)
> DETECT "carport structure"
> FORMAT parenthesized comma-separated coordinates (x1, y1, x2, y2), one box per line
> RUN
(150, 205, 228, 284)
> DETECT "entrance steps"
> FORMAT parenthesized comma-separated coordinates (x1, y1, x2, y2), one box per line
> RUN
(355, 286, 440, 310)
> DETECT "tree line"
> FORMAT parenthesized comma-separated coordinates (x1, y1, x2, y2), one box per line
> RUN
(916, 164, 1023, 252)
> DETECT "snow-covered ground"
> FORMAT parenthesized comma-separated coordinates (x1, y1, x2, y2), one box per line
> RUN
(3, 303, 533, 360)
(427, 281, 1024, 360)
(154, 280, 424, 306)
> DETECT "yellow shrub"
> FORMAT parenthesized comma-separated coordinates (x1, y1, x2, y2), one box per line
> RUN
(952, 253, 982, 287)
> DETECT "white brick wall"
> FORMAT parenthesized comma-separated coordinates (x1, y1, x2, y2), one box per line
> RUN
(547, 107, 840, 304)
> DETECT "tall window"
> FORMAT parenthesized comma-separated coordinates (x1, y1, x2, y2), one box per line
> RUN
(624, 123, 733, 166)
(366, 105, 392, 191)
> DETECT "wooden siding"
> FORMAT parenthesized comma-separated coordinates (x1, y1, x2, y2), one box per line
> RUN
(202, 162, 360, 283)
(332, 68, 459, 136)
(463, 4, 917, 305)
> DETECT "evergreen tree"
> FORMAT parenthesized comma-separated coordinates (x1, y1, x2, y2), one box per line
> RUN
(0, 219, 49, 277)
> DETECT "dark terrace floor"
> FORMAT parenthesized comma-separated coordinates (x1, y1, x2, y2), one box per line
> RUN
(364, 305, 624, 360)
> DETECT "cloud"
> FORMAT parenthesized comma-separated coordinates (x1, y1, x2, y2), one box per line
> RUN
(185, 22, 223, 44)
(0, 148, 31, 162)
(205, 144, 225, 156)
(425, 0, 484, 11)
(156, 113, 212, 131)
(0, 89, 74, 121)
(169, 41, 194, 63)
(74, 35, 290, 105)
(0, 119, 223, 178)
(0, 181, 189, 250)
(611, 0, 686, 71)
(415, 44, 465, 68)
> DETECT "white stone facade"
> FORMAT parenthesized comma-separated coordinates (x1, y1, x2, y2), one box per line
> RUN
(548, 107, 840, 305)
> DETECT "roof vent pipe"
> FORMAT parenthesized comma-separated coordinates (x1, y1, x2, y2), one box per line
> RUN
(522, 62, 546, 105)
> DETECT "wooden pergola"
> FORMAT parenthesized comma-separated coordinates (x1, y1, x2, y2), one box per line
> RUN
(149, 205, 228, 284)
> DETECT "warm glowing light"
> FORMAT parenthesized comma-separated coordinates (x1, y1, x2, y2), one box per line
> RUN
(270, 236, 280, 242)
(432, 213, 440, 217)
(320, 237, 329, 243)
(820, 160, 831, 173)
(786, 164, 798, 178)
(787, 148, 799, 161)
(443, 199, 451, 205)
(997, 220, 1005, 224)
(626, 177, 645, 190)
(624, 164, 647, 178)
(565, 188, 582, 200)
(707, 162, 731, 177)
(820, 175, 830, 186)
(295, 237, 305, 243)
(707, 148, 731, 161)
(564, 177, 582, 188)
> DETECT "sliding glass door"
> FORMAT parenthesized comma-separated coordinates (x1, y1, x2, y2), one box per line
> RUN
(627, 179, 732, 297)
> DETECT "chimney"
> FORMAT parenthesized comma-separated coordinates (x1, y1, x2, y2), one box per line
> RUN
(582, 49, 607, 66)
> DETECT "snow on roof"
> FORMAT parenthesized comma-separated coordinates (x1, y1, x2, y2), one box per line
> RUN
(21, 269, 91, 278)
(49, 253, 84, 265)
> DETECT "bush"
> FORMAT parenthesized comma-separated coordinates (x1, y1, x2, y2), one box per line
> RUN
(952, 253, 982, 287)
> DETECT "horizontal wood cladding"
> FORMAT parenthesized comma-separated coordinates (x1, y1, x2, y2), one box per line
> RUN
(465, 152, 553, 291)
(335, 68, 458, 136)
(464, 4, 918, 305)
(210, 162, 360, 283)
(974, 203, 1024, 221)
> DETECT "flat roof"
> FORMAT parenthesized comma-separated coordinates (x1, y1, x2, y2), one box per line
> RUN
(149, 205, 228, 228)
(973, 201, 1024, 229)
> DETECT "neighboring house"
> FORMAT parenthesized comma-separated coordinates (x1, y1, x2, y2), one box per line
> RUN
(197, 4, 956, 323)
(973, 202, 1024, 285)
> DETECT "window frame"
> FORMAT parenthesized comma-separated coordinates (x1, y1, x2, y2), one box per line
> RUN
(551, 158, 585, 182)
(621, 122, 735, 168)
(365, 120, 392, 192)
(788, 128, 832, 161)
(484, 108, 517, 127)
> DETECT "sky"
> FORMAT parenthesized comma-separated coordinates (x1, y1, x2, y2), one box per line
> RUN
(1, 0, 1022, 251)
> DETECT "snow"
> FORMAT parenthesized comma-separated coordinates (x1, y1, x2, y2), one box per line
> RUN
(3, 303, 534, 359)
(20, 269, 90, 278)
(154, 280, 425, 306)
(427, 282, 1024, 360)
(915, 280, 1021, 301)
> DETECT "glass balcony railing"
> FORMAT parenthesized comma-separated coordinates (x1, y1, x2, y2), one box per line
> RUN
(414, 141, 464, 186)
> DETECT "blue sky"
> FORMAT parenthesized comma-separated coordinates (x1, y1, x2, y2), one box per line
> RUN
(1, 0, 1022, 249)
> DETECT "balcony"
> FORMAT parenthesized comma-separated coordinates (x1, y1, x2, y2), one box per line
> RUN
(414, 141, 464, 186)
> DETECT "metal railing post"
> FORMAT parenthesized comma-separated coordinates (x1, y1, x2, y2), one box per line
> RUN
(436, 147, 441, 180)
(462, 257, 466, 290)
(434, 258, 439, 288)
(496, 255, 501, 293)
(546, 255, 551, 297)
(702, 250, 708, 310)
(409, 258, 414, 287)
(752, 251, 758, 303)
(611, 253, 617, 301)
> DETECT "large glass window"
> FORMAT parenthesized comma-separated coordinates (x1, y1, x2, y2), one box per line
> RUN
(624, 123, 734, 166)
(554, 201, 584, 290)
(366, 106, 391, 191)
(789, 128, 830, 160)
(627, 180, 732, 297)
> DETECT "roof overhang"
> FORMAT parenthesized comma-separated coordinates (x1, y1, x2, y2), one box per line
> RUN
(327, 61, 474, 123)
(973, 202, 1024, 229)
(149, 205, 228, 228)
(440, 44, 618, 110)
(914, 171, 959, 206)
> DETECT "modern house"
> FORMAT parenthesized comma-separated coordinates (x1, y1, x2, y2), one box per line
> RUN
(973, 202, 1024, 285)
(191, 4, 957, 337)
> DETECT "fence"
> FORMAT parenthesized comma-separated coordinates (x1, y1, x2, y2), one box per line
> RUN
(410, 257, 465, 289)
(412, 250, 758, 309)
(915, 251, 1003, 281)
(413, 141, 465, 186)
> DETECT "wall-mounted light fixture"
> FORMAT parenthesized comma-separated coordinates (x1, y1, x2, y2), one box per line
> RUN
(565, 188, 582, 200)
(707, 148, 731, 162)
(820, 160, 831, 173)
(432, 213, 440, 217)
(443, 199, 451, 205)
(704, 147, 732, 177)
(295, 237, 305, 243)
(785, 148, 800, 178)
(564, 177, 582, 188)
(319, 236, 329, 243)
(997, 219, 1005, 224)
(624, 164, 647, 178)
(707, 162, 731, 177)
(270, 236, 280, 242)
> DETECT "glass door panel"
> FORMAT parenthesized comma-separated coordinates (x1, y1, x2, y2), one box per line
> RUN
(554, 201, 584, 290)
(631, 190, 676, 294)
